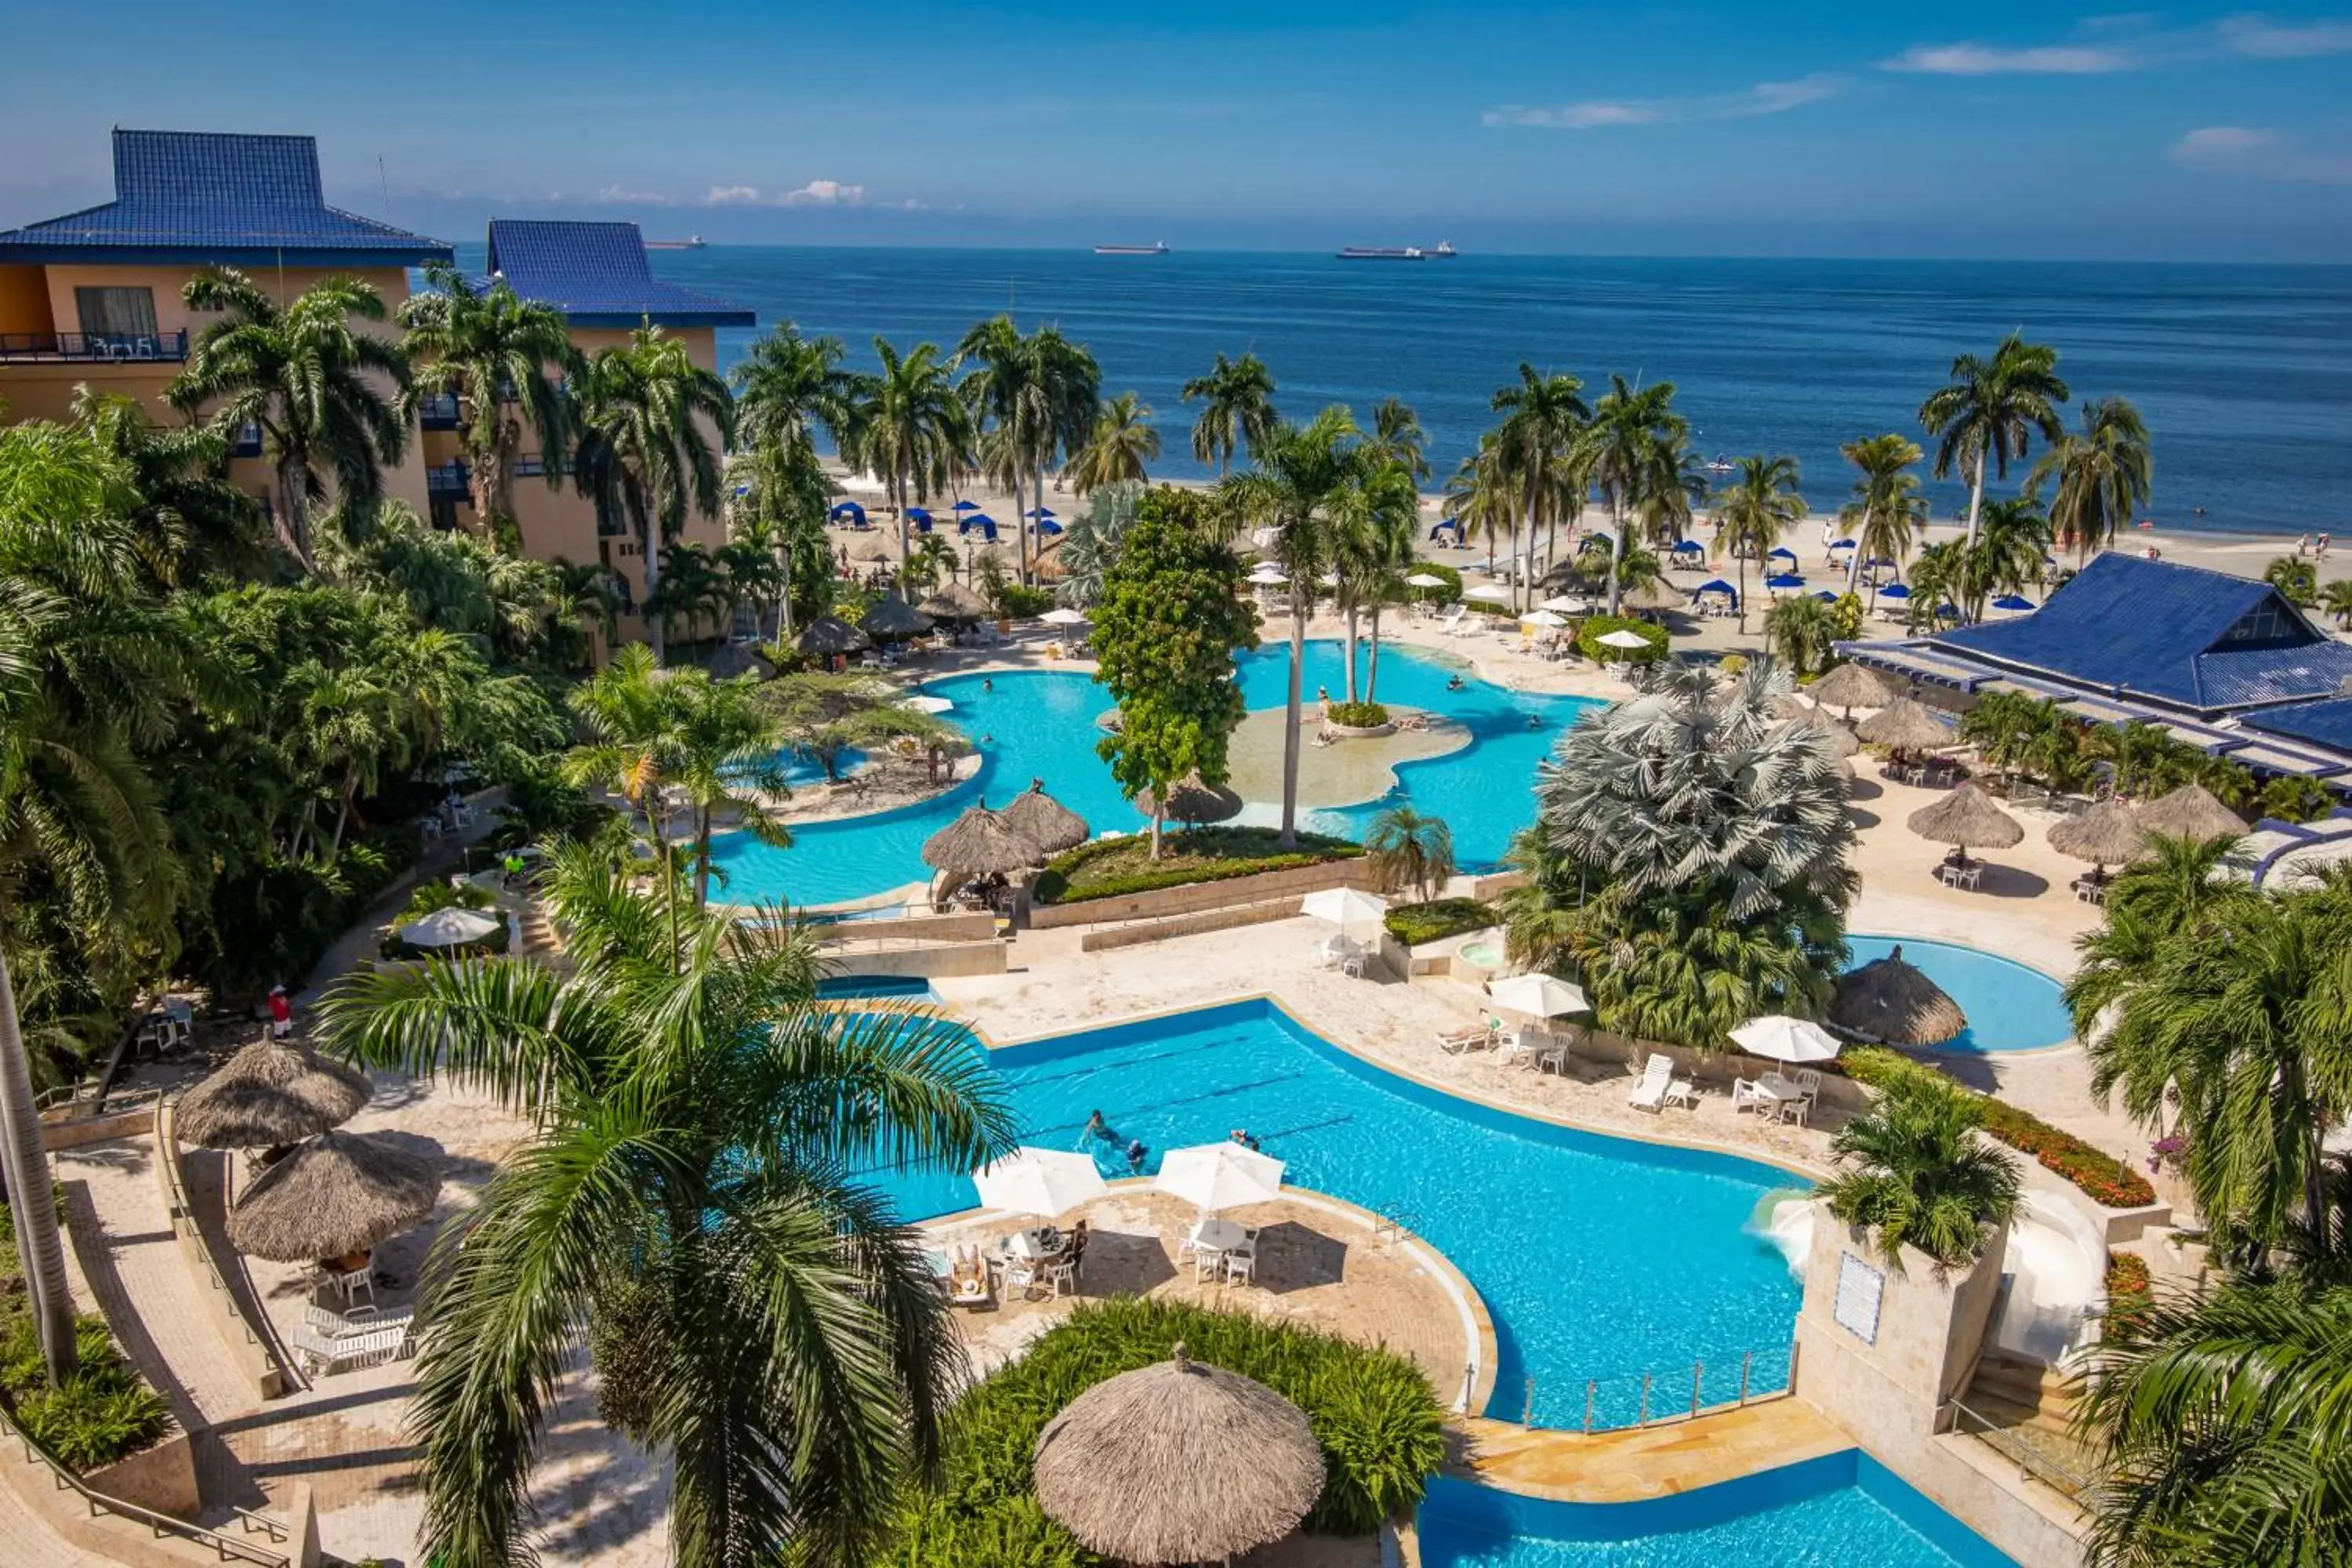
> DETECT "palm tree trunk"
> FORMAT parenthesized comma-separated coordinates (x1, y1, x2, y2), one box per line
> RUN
(695, 811, 712, 909)
(1368, 606, 1384, 702)
(1735, 554, 1748, 635)
(639, 506, 667, 665)
(1519, 489, 1537, 613)
(1344, 607, 1360, 702)
(0, 946, 77, 1386)
(1605, 493, 1627, 617)
(1279, 602, 1305, 851)
(277, 457, 314, 572)
(1149, 804, 1163, 861)
(1962, 447, 1986, 550)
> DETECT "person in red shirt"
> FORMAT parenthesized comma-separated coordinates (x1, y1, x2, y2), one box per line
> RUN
(268, 985, 292, 1040)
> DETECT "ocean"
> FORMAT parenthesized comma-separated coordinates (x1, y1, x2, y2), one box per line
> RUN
(459, 246, 2352, 538)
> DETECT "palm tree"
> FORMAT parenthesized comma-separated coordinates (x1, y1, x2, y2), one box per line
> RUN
(1951, 495, 2053, 621)
(1711, 455, 1806, 634)
(71, 387, 267, 583)
(1443, 437, 1515, 581)
(731, 321, 862, 459)
(1054, 481, 1140, 611)
(1490, 365, 1591, 610)
(321, 850, 1018, 1568)
(2323, 578, 2352, 630)
(1838, 434, 1928, 609)
(1763, 592, 1838, 676)
(1367, 397, 1431, 481)
(1632, 429, 1708, 553)
(397, 263, 579, 535)
(1326, 457, 1420, 701)
(569, 328, 733, 664)
(657, 666, 793, 907)
(1365, 807, 1455, 902)
(956, 318, 1097, 585)
(1064, 392, 1160, 494)
(1818, 1073, 2021, 1269)
(860, 338, 972, 590)
(2027, 397, 2154, 566)
(1180, 352, 1279, 476)
(1918, 334, 2070, 550)
(167, 267, 412, 570)
(1577, 376, 1685, 615)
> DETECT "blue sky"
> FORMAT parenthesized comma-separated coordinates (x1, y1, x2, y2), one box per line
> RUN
(5, 3, 2349, 259)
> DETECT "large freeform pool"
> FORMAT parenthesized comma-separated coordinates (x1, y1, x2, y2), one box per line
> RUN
(869, 1000, 1802, 1428)
(712, 641, 1600, 908)
(1844, 935, 2074, 1054)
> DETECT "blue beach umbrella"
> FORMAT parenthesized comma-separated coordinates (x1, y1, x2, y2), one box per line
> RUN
(1580, 531, 1614, 553)
(1828, 538, 1856, 551)
(1935, 601, 1959, 618)
(1876, 583, 1912, 601)
(906, 506, 934, 532)
(1765, 573, 1805, 590)
(1038, 518, 1065, 536)
(1766, 546, 1798, 562)
(1695, 577, 1739, 598)
(1026, 506, 1058, 521)
(958, 512, 996, 536)
(828, 500, 866, 525)
(1672, 538, 1704, 554)
(1991, 593, 2037, 612)
(1862, 557, 1895, 569)
(951, 499, 982, 513)
(1812, 590, 1840, 602)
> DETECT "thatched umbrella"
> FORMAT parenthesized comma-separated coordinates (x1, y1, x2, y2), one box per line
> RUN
(2136, 783, 2247, 841)
(846, 532, 893, 563)
(795, 615, 870, 656)
(1857, 695, 1954, 754)
(2048, 797, 2150, 878)
(1137, 772, 1243, 826)
(1780, 706, 1860, 759)
(1907, 782, 2024, 866)
(1808, 661, 1901, 718)
(918, 583, 991, 622)
(921, 804, 1040, 884)
(1831, 946, 1967, 1047)
(174, 1039, 372, 1151)
(1094, 706, 1123, 735)
(224, 1130, 440, 1263)
(1033, 1344, 1323, 1566)
(860, 594, 934, 641)
(1621, 578, 1685, 614)
(1001, 782, 1089, 854)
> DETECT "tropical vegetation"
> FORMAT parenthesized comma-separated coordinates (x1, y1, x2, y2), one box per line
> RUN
(1917, 333, 2068, 549)
(2029, 397, 2154, 565)
(1033, 827, 1362, 905)
(1818, 1073, 2022, 1269)
(1363, 806, 1456, 902)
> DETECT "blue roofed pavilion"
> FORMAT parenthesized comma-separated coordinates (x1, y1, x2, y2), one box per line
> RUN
(483, 221, 753, 328)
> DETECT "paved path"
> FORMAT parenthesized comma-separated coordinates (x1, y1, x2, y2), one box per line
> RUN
(1457, 1400, 1853, 1502)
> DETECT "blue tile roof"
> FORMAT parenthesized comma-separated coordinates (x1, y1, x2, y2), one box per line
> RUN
(483, 220, 753, 328)
(2249, 697, 2352, 754)
(1932, 553, 2352, 712)
(0, 129, 450, 266)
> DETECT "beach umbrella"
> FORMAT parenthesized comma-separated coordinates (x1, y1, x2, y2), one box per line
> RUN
(1828, 538, 1856, 551)
(1537, 594, 1584, 613)
(1246, 565, 1290, 586)
(1812, 590, 1840, 602)
(827, 500, 866, 525)
(173, 1039, 372, 1151)
(796, 614, 871, 655)
(922, 804, 1040, 880)
(1521, 608, 1568, 629)
(951, 499, 982, 514)
(917, 584, 990, 622)
(1764, 573, 1806, 590)
(2135, 783, 2247, 841)
(1621, 579, 1686, 613)
(2048, 797, 2151, 877)
(1486, 972, 1589, 1018)
(1876, 583, 1913, 601)
(1808, 662, 1900, 717)
(1991, 593, 2037, 612)
(957, 512, 998, 536)
(905, 506, 934, 532)
(847, 532, 893, 562)
(1766, 546, 1798, 562)
(860, 594, 934, 641)
(1579, 531, 1613, 551)
(1907, 782, 2024, 855)
(1002, 782, 1090, 855)
(1694, 578, 1739, 598)
(1026, 506, 1058, 521)
(1135, 772, 1242, 826)
(225, 1130, 441, 1263)
(1856, 695, 1952, 751)
(1039, 607, 1090, 627)
(1155, 1143, 1286, 1212)
(1317, 569, 1341, 587)
(1730, 1015, 1842, 1065)
(1406, 572, 1448, 589)
(1595, 628, 1653, 651)
(1672, 538, 1705, 554)
(1299, 886, 1388, 934)
(1780, 706, 1860, 758)
(397, 906, 500, 949)
(1464, 583, 1513, 603)
(972, 1147, 1109, 1218)
(900, 694, 953, 715)
(1831, 946, 1967, 1047)
(1033, 1345, 1323, 1566)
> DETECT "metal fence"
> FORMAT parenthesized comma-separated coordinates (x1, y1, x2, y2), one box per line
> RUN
(1947, 1396, 2092, 1499)
(1506, 1340, 1800, 1433)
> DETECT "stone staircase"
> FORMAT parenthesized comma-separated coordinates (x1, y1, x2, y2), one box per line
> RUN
(517, 901, 562, 959)
(1955, 1349, 2097, 1495)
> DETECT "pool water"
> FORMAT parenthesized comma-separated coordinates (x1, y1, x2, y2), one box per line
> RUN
(711, 641, 1601, 908)
(1843, 935, 2074, 1053)
(1417, 1454, 2014, 1566)
(869, 1000, 1802, 1428)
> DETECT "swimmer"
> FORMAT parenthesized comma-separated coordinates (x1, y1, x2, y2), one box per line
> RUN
(1229, 1128, 1261, 1152)
(1125, 1139, 1149, 1174)
(1446, 674, 1465, 691)
(1526, 713, 1542, 730)
(1083, 1110, 1112, 1143)
(982, 677, 993, 692)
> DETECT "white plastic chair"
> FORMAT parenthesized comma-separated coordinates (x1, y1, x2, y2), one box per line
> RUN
(1626, 1054, 1674, 1112)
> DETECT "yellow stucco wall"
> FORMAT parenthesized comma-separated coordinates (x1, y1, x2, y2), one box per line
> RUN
(0, 267, 55, 336)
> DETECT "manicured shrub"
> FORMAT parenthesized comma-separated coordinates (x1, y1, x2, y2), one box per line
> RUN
(1406, 561, 1462, 602)
(996, 583, 1057, 619)
(1034, 829, 1362, 905)
(1573, 615, 1667, 663)
(0, 1207, 173, 1472)
(1326, 700, 1390, 728)
(2104, 1250, 2153, 1336)
(1385, 898, 1497, 946)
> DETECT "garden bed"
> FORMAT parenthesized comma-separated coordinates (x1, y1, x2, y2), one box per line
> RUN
(0, 1199, 174, 1474)
(1034, 827, 1363, 905)
(1385, 897, 1498, 946)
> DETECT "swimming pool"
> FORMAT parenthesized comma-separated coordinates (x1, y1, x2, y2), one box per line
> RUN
(1417, 1454, 2014, 1566)
(869, 1000, 1802, 1428)
(712, 641, 1602, 908)
(1844, 935, 2074, 1053)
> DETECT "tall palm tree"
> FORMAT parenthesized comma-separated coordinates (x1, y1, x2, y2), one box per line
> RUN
(1326, 456, 1420, 701)
(1711, 455, 1806, 634)
(956, 318, 1097, 586)
(321, 850, 1018, 1568)
(1837, 434, 1928, 609)
(1489, 365, 1591, 611)
(1367, 397, 1431, 481)
(1817, 1074, 2021, 1269)
(1951, 495, 2053, 621)
(569, 328, 733, 664)
(1443, 437, 1515, 581)
(1180, 352, 1279, 476)
(71, 387, 267, 583)
(1364, 806, 1455, 902)
(397, 263, 579, 535)
(2028, 397, 2154, 565)
(1632, 428, 1708, 553)
(1918, 334, 2069, 550)
(1577, 376, 1684, 615)
(731, 322, 863, 459)
(167, 267, 412, 571)
(858, 338, 971, 589)
(656, 666, 794, 907)
(1064, 392, 1160, 494)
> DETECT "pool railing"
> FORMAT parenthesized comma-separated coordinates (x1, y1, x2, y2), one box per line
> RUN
(1508, 1336, 1801, 1434)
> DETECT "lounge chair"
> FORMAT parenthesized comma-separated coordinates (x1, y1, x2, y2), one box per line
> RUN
(949, 1245, 992, 1307)
(1436, 1023, 1490, 1054)
(1433, 605, 1466, 635)
(1627, 1053, 1675, 1112)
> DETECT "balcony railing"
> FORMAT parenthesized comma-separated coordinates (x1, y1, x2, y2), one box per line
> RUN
(426, 462, 474, 499)
(0, 329, 189, 365)
(418, 393, 461, 430)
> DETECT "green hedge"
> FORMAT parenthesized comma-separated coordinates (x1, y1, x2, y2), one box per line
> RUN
(1034, 828, 1363, 905)
(1842, 1047, 2157, 1209)
(1327, 701, 1390, 728)
(1385, 898, 1497, 946)
(1406, 561, 1462, 602)
(1575, 614, 1668, 663)
(877, 1298, 1446, 1566)
(997, 584, 1057, 619)
(0, 1202, 173, 1472)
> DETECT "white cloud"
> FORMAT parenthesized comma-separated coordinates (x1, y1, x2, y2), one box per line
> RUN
(2172, 124, 2352, 181)
(2174, 125, 2278, 158)
(1880, 42, 2137, 74)
(2219, 14, 2352, 56)
(1484, 74, 1838, 131)
(705, 184, 765, 205)
(777, 179, 866, 207)
(596, 184, 672, 205)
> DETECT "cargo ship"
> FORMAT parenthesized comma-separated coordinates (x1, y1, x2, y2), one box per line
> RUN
(1337, 241, 1457, 260)
(645, 235, 708, 250)
(1094, 241, 1171, 255)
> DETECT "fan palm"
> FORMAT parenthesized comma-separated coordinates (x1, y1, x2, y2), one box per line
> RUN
(1053, 481, 1140, 611)
(1711, 455, 1806, 634)
(1577, 376, 1686, 615)
(1364, 806, 1455, 902)
(568, 327, 734, 664)
(397, 263, 579, 535)
(1918, 334, 2069, 549)
(1063, 392, 1160, 494)
(1490, 365, 1591, 609)
(167, 267, 412, 571)
(1180, 352, 1279, 476)
(320, 849, 1018, 1568)
(1838, 434, 1928, 609)
(1818, 1073, 2021, 1269)
(2028, 398, 2154, 566)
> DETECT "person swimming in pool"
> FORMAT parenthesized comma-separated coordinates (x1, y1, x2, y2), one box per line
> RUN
(1229, 1128, 1261, 1152)
(1125, 1139, 1149, 1174)
(983, 677, 993, 692)
(1446, 674, 1465, 691)
(1083, 1110, 1112, 1144)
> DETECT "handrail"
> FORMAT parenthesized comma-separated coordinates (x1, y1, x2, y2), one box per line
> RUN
(1510, 1338, 1800, 1433)
(1947, 1396, 2093, 1499)
(0, 1401, 290, 1567)
(154, 1099, 293, 1394)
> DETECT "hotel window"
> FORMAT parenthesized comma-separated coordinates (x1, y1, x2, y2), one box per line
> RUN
(74, 286, 158, 338)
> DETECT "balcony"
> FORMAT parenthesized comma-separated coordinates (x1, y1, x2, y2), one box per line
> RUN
(418, 394, 461, 430)
(425, 462, 474, 500)
(0, 330, 189, 365)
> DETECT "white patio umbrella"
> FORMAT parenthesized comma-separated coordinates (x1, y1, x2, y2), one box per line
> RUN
(1464, 583, 1513, 603)
(1247, 565, 1290, 586)
(1595, 629, 1653, 651)
(1728, 1015, 1842, 1065)
(1538, 594, 1585, 613)
(1520, 608, 1568, 629)
(396, 907, 500, 948)
(1299, 887, 1388, 935)
(972, 1147, 1109, 1217)
(1405, 572, 1447, 588)
(1156, 1143, 1287, 1213)
(900, 694, 954, 714)
(1040, 608, 1091, 627)
(1486, 972, 1590, 1018)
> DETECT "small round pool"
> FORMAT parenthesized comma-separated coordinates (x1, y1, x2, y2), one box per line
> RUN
(1460, 941, 1505, 968)
(1845, 935, 2074, 1054)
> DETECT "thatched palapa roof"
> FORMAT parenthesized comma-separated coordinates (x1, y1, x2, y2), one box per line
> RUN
(1907, 782, 2024, 851)
(920, 804, 1040, 877)
(1808, 661, 1901, 715)
(1857, 695, 1954, 752)
(1138, 772, 1243, 826)
(1093, 706, 1123, 734)
(174, 1039, 372, 1150)
(2047, 798, 2150, 869)
(1001, 782, 1089, 854)
(2136, 783, 2246, 842)
(918, 584, 991, 622)
(1780, 706, 1860, 759)
(860, 594, 934, 641)
(225, 1130, 440, 1262)
(1032, 1344, 1323, 1566)
(1620, 578, 1686, 613)
(795, 615, 870, 655)
(1832, 945, 1968, 1047)
(846, 532, 893, 562)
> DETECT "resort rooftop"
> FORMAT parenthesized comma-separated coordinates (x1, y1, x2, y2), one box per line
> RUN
(482, 220, 753, 328)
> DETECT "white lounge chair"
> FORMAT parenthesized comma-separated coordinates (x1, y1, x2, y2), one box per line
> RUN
(1627, 1053, 1675, 1112)
(1433, 605, 1466, 635)
(1436, 1023, 1490, 1054)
